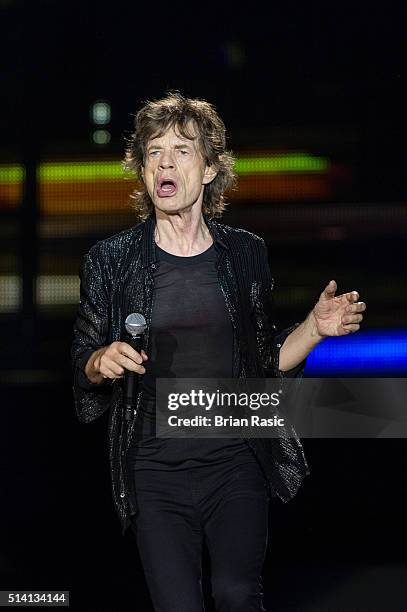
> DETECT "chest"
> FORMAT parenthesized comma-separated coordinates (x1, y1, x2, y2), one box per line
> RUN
(110, 250, 253, 344)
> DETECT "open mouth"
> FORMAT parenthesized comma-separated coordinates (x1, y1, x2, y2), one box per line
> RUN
(156, 178, 178, 198)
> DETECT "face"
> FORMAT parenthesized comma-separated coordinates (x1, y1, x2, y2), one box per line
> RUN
(141, 124, 217, 215)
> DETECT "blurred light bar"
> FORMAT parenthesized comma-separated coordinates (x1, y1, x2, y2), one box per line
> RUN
(36, 275, 79, 305)
(0, 165, 25, 182)
(305, 330, 407, 374)
(0, 165, 24, 209)
(0, 275, 81, 311)
(0, 275, 21, 312)
(235, 153, 329, 174)
(232, 174, 331, 201)
(37, 161, 126, 181)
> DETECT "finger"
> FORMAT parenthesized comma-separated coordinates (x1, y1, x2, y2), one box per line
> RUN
(341, 323, 360, 334)
(117, 342, 145, 364)
(342, 313, 363, 325)
(346, 301, 366, 313)
(140, 350, 149, 361)
(101, 350, 132, 376)
(345, 290, 359, 303)
(102, 361, 125, 377)
(105, 359, 146, 376)
(322, 279, 337, 297)
(117, 354, 146, 374)
(100, 363, 124, 378)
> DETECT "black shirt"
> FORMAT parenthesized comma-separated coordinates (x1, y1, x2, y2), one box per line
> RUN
(126, 242, 256, 470)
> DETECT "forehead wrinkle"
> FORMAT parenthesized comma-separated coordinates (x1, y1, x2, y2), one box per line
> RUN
(148, 124, 199, 147)
(148, 135, 197, 149)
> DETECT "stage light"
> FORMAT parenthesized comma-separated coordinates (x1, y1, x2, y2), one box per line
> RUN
(92, 130, 111, 145)
(305, 330, 407, 374)
(91, 100, 111, 125)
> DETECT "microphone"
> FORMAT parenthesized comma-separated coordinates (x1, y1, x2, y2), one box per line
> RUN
(124, 313, 147, 421)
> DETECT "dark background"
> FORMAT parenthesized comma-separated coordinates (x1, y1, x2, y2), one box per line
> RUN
(1, 1, 406, 610)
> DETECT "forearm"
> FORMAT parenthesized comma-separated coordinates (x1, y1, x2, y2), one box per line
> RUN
(278, 310, 324, 371)
(84, 348, 105, 385)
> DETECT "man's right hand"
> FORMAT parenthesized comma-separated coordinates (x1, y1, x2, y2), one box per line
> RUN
(84, 342, 149, 385)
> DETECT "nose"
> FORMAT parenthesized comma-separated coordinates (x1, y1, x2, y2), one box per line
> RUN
(159, 149, 175, 169)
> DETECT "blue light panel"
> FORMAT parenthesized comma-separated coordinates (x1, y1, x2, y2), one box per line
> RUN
(304, 330, 407, 375)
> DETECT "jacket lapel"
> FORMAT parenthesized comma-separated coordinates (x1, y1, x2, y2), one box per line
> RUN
(206, 218, 247, 376)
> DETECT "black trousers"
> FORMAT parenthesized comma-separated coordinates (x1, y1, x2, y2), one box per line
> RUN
(130, 458, 270, 612)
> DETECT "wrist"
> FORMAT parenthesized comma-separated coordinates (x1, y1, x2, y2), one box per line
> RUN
(306, 309, 326, 343)
(85, 348, 105, 385)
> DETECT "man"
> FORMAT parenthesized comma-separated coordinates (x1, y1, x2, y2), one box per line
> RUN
(72, 92, 366, 611)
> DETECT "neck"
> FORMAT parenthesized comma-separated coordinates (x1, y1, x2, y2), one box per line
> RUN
(154, 208, 212, 256)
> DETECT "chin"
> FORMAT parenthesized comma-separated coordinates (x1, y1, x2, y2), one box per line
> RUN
(155, 200, 179, 212)
(155, 200, 194, 215)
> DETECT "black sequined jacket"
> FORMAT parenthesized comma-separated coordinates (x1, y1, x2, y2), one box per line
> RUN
(71, 213, 310, 535)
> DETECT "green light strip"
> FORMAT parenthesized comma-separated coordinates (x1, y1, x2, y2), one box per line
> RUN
(0, 166, 25, 183)
(0, 153, 329, 183)
(235, 153, 329, 174)
(38, 162, 128, 181)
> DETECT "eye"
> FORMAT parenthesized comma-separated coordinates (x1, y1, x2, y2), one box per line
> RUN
(179, 150, 189, 155)
(149, 150, 160, 157)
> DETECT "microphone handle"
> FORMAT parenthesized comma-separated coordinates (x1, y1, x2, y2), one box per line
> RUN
(128, 334, 143, 354)
(124, 334, 144, 421)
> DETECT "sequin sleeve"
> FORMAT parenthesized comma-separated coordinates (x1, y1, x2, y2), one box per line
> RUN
(71, 247, 113, 423)
(251, 239, 306, 379)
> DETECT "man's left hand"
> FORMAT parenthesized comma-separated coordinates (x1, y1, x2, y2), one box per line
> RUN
(311, 280, 367, 337)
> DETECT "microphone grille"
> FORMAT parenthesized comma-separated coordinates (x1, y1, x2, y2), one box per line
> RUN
(125, 313, 147, 336)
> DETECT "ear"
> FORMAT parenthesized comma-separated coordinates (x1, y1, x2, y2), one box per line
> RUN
(202, 164, 218, 185)
(140, 166, 145, 181)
